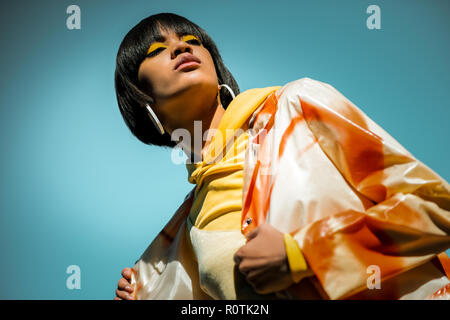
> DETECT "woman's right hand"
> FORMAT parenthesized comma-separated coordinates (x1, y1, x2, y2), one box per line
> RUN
(114, 267, 135, 300)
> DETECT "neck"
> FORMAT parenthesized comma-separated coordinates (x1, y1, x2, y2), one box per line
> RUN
(201, 101, 225, 158)
(179, 92, 225, 163)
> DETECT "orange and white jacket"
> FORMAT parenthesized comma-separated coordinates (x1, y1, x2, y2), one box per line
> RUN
(131, 77, 450, 300)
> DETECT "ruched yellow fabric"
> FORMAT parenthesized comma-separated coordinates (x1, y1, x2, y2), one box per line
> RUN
(186, 86, 281, 232)
(186, 131, 247, 231)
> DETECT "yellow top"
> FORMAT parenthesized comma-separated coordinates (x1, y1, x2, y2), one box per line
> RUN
(187, 129, 247, 231)
(186, 85, 308, 282)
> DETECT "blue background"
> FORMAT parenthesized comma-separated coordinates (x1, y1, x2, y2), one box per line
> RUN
(0, 0, 449, 299)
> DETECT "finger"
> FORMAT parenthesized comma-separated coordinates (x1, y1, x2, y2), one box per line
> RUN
(125, 285, 134, 293)
(245, 227, 260, 241)
(121, 268, 132, 280)
(114, 297, 122, 301)
(233, 254, 241, 265)
(239, 256, 272, 272)
(238, 260, 254, 275)
(245, 267, 275, 294)
(234, 245, 247, 265)
(116, 288, 134, 300)
(118, 278, 134, 293)
(246, 265, 273, 284)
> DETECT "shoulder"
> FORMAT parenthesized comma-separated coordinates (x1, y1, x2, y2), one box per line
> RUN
(275, 77, 372, 131)
(276, 77, 335, 98)
(248, 77, 334, 129)
(275, 77, 413, 155)
(277, 77, 354, 110)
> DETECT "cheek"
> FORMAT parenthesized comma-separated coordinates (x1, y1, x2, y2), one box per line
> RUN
(198, 50, 218, 81)
(140, 68, 173, 99)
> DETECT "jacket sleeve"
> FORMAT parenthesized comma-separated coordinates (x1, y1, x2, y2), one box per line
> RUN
(130, 188, 212, 299)
(288, 78, 450, 299)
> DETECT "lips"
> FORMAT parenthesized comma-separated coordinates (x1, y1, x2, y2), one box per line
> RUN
(174, 53, 201, 71)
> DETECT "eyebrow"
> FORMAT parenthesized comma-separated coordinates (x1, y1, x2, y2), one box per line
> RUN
(150, 32, 195, 45)
(152, 34, 168, 44)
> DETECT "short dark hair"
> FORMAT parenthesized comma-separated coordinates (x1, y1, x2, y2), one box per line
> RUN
(114, 12, 240, 147)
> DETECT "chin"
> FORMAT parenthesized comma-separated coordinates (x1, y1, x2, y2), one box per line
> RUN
(178, 76, 217, 96)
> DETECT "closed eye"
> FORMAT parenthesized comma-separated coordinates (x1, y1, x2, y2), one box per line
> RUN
(185, 39, 201, 45)
(147, 46, 165, 57)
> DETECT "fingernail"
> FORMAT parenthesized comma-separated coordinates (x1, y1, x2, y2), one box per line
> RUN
(126, 285, 133, 292)
(128, 294, 135, 300)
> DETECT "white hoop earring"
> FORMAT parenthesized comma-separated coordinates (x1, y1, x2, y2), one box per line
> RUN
(218, 84, 236, 99)
(145, 104, 165, 135)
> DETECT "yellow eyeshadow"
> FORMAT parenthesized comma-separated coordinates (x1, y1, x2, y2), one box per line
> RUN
(146, 35, 200, 55)
(181, 35, 200, 42)
(147, 43, 167, 55)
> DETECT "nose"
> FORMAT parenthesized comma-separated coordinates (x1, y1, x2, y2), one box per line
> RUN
(170, 39, 193, 59)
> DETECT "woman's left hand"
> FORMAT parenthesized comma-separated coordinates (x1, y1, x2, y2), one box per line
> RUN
(233, 223, 294, 294)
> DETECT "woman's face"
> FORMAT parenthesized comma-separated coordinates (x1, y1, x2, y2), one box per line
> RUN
(138, 27, 219, 133)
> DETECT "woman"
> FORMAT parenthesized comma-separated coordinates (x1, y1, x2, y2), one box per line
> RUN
(114, 12, 450, 300)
